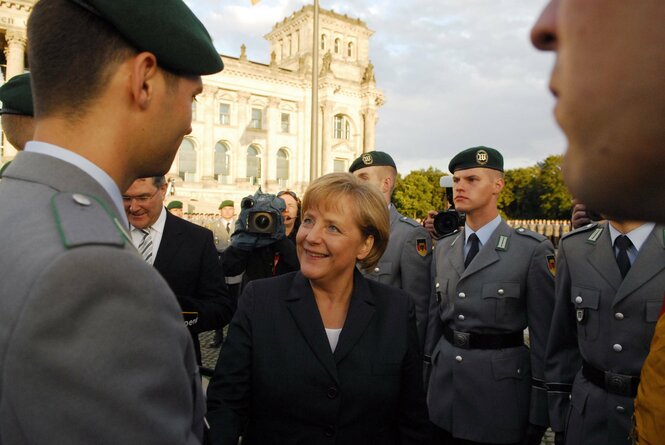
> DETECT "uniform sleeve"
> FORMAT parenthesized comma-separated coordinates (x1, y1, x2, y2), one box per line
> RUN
(544, 241, 581, 432)
(206, 283, 255, 445)
(177, 230, 236, 333)
(400, 225, 433, 346)
(525, 238, 557, 427)
(422, 249, 442, 387)
(3, 248, 203, 445)
(399, 297, 434, 444)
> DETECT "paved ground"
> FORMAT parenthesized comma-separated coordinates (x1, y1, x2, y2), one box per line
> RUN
(198, 330, 555, 444)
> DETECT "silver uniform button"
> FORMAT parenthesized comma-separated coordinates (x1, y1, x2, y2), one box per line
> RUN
(575, 296, 583, 304)
(374, 267, 380, 273)
(616, 406, 625, 413)
(458, 292, 466, 298)
(613, 344, 623, 352)
(436, 282, 440, 289)
(457, 314, 465, 321)
(72, 193, 92, 206)
(497, 289, 505, 296)
(615, 313, 625, 320)
(455, 356, 463, 363)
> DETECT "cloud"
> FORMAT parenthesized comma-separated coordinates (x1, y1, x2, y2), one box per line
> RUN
(189, 0, 565, 173)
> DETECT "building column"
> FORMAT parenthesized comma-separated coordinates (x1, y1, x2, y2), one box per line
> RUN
(265, 97, 280, 190)
(362, 108, 376, 153)
(200, 85, 217, 181)
(320, 102, 334, 175)
(4, 30, 26, 80)
(235, 92, 251, 184)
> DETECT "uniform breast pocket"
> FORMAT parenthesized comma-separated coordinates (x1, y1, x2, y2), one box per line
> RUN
(481, 282, 522, 325)
(571, 286, 600, 340)
(643, 299, 663, 345)
(370, 261, 393, 283)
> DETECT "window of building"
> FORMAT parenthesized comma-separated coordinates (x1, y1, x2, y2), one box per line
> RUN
(281, 113, 290, 133)
(246, 145, 261, 184)
(214, 142, 231, 180)
(250, 108, 263, 129)
(178, 138, 197, 181)
(333, 114, 351, 140)
(219, 103, 230, 125)
(333, 158, 347, 173)
(347, 42, 354, 58)
(334, 38, 340, 54)
(321, 34, 326, 51)
(276, 149, 289, 184)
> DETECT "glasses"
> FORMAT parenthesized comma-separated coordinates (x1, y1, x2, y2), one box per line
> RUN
(122, 188, 160, 205)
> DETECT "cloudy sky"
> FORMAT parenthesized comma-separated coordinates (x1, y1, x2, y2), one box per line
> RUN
(186, 0, 565, 174)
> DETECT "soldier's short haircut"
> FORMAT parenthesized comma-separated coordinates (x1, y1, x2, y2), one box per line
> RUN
(152, 176, 167, 188)
(27, 0, 136, 119)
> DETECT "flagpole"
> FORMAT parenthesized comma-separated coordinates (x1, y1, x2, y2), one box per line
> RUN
(309, 0, 320, 181)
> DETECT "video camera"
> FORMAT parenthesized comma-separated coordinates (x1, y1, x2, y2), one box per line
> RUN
(432, 175, 465, 237)
(231, 188, 286, 250)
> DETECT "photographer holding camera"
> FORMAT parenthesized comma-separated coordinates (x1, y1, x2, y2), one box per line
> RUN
(222, 189, 300, 290)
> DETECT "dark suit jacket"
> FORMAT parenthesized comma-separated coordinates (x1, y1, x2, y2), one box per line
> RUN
(206, 270, 431, 445)
(154, 211, 236, 364)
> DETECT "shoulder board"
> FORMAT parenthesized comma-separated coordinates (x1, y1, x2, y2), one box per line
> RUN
(514, 226, 547, 242)
(51, 192, 126, 249)
(398, 216, 421, 228)
(560, 221, 599, 242)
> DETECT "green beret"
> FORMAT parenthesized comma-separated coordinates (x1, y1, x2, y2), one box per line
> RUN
(219, 200, 234, 209)
(448, 146, 504, 173)
(72, 0, 223, 75)
(0, 73, 33, 116)
(349, 151, 396, 173)
(167, 200, 183, 210)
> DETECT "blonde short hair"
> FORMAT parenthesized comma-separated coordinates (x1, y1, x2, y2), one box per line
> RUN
(302, 173, 389, 271)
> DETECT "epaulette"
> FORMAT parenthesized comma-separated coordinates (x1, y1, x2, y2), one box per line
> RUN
(560, 221, 599, 242)
(514, 226, 547, 242)
(51, 192, 128, 249)
(398, 216, 421, 228)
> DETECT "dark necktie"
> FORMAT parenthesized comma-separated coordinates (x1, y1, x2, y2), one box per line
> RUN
(465, 233, 480, 268)
(615, 235, 632, 279)
(226, 222, 231, 234)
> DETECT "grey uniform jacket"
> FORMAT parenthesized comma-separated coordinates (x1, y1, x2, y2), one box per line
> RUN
(0, 152, 204, 445)
(362, 205, 432, 344)
(545, 222, 665, 445)
(424, 220, 555, 443)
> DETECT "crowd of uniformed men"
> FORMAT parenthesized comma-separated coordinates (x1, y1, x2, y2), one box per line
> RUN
(1, 0, 664, 444)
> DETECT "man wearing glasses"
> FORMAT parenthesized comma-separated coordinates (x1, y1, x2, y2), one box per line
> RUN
(124, 176, 236, 365)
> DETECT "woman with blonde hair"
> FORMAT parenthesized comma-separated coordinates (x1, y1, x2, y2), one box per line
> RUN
(207, 172, 430, 444)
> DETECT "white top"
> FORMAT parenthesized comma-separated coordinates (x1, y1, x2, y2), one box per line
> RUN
(130, 206, 168, 264)
(325, 328, 343, 352)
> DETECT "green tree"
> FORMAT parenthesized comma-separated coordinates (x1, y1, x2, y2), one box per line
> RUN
(393, 167, 446, 220)
(535, 155, 572, 219)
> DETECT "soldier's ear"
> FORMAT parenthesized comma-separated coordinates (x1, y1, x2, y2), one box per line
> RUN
(129, 52, 159, 110)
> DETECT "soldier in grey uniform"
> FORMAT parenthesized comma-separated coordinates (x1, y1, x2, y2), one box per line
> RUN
(545, 219, 665, 445)
(424, 146, 556, 445)
(350, 151, 432, 344)
(0, 0, 223, 443)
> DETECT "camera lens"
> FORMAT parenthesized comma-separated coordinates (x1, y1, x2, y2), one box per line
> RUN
(255, 214, 272, 230)
(241, 197, 254, 209)
(434, 211, 461, 237)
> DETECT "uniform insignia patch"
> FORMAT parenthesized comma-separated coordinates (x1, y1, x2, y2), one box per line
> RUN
(587, 227, 604, 244)
(416, 238, 428, 257)
(576, 309, 586, 324)
(362, 153, 373, 165)
(546, 254, 556, 277)
(476, 149, 488, 165)
(496, 235, 509, 251)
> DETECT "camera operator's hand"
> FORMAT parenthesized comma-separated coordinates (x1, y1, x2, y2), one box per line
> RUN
(423, 210, 439, 238)
(571, 198, 591, 230)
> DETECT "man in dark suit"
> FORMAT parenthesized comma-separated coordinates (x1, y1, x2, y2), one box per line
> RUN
(124, 176, 235, 364)
(545, 220, 665, 445)
(424, 146, 556, 445)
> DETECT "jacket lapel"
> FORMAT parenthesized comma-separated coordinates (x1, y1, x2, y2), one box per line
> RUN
(154, 211, 183, 271)
(334, 271, 376, 365)
(284, 273, 339, 384)
(586, 222, 622, 292)
(460, 222, 504, 280)
(613, 225, 665, 306)
(447, 231, 466, 277)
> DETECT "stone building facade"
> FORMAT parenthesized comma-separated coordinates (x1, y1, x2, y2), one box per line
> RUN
(0, 3, 384, 213)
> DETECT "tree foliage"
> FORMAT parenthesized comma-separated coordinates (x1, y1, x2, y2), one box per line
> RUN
(393, 167, 446, 220)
